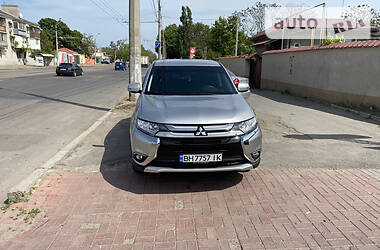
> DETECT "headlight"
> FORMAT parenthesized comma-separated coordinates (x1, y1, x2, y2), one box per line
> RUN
(136, 119, 160, 136)
(235, 117, 258, 134)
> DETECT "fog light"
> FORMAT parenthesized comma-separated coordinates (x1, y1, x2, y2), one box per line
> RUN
(134, 153, 147, 163)
(251, 151, 260, 160)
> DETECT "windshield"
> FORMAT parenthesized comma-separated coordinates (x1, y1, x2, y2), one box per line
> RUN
(145, 66, 236, 95)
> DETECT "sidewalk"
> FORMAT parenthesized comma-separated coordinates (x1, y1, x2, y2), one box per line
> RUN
(0, 107, 379, 249)
(0, 168, 379, 249)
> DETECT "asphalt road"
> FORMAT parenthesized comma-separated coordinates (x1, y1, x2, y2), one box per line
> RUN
(55, 89, 380, 179)
(0, 65, 130, 202)
(249, 90, 380, 169)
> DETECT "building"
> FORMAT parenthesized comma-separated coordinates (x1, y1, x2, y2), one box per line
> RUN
(0, 4, 41, 65)
(95, 49, 110, 63)
(58, 48, 81, 64)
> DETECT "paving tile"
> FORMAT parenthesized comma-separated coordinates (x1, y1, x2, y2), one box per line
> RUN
(0, 169, 379, 249)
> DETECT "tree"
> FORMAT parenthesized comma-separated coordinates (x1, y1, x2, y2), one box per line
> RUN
(163, 24, 180, 59)
(38, 18, 96, 57)
(80, 34, 96, 58)
(142, 45, 157, 62)
(191, 23, 210, 59)
(238, 2, 280, 36)
(345, 4, 380, 27)
(40, 30, 54, 54)
(178, 6, 193, 58)
(209, 16, 254, 59)
(102, 40, 156, 63)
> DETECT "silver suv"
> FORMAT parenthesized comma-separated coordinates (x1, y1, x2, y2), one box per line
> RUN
(128, 59, 262, 173)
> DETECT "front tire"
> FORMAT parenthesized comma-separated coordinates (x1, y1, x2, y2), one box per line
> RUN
(131, 162, 144, 173)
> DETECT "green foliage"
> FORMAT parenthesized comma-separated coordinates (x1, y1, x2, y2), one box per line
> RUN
(164, 24, 180, 59)
(178, 6, 193, 58)
(40, 30, 54, 54)
(162, 6, 254, 60)
(322, 37, 344, 45)
(38, 18, 96, 57)
(142, 45, 157, 62)
(102, 40, 156, 63)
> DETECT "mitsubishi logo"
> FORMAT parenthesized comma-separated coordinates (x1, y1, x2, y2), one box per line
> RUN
(194, 126, 207, 136)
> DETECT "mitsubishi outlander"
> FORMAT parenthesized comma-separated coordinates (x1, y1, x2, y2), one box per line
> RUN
(128, 59, 262, 173)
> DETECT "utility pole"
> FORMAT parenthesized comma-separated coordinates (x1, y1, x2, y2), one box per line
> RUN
(162, 26, 166, 59)
(55, 18, 61, 66)
(158, 0, 162, 59)
(129, 0, 141, 101)
(234, 15, 239, 56)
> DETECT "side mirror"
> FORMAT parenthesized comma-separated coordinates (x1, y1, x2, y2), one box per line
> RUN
(238, 82, 250, 92)
(128, 83, 141, 93)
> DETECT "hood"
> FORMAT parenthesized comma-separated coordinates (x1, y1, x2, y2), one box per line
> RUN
(138, 94, 254, 125)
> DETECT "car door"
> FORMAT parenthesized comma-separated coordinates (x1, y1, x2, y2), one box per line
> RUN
(73, 64, 79, 73)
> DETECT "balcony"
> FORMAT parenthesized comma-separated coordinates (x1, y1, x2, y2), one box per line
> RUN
(0, 25, 6, 33)
(30, 31, 40, 39)
(13, 29, 27, 37)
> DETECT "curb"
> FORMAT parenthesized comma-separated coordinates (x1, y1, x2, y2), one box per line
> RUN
(8, 111, 113, 199)
(330, 104, 380, 122)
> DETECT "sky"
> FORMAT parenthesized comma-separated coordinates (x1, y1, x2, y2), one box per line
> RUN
(3, 0, 380, 53)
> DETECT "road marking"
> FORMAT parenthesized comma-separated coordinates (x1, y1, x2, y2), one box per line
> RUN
(9, 111, 112, 194)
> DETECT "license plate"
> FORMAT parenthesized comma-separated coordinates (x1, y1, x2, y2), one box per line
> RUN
(179, 153, 222, 163)
(60, 69, 66, 71)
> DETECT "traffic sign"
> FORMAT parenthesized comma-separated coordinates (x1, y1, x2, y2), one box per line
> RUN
(155, 41, 161, 48)
(189, 47, 196, 59)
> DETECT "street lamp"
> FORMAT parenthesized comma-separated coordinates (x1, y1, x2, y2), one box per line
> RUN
(55, 18, 62, 65)
(93, 32, 100, 64)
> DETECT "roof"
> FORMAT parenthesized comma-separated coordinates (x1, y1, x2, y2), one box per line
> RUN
(0, 10, 39, 27)
(218, 53, 258, 60)
(154, 59, 220, 67)
(40, 53, 54, 57)
(58, 48, 79, 54)
(263, 40, 380, 55)
(252, 31, 266, 40)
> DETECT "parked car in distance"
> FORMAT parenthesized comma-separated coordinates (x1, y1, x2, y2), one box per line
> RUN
(56, 63, 83, 77)
(101, 60, 110, 64)
(128, 59, 262, 174)
(115, 61, 127, 71)
(226, 69, 250, 99)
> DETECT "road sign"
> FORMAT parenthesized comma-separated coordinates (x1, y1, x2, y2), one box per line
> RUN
(190, 47, 196, 59)
(155, 41, 161, 48)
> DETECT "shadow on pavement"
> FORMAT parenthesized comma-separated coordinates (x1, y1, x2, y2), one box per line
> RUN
(284, 133, 380, 150)
(100, 118, 243, 194)
(253, 90, 380, 125)
(0, 87, 111, 112)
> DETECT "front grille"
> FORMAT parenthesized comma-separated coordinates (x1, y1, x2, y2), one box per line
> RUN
(150, 136, 249, 168)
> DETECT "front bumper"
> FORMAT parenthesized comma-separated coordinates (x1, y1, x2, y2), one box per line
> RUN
(130, 125, 262, 173)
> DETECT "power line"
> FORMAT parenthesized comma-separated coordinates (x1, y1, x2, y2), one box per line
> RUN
(150, 0, 158, 19)
(88, 0, 125, 27)
(97, 0, 126, 22)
